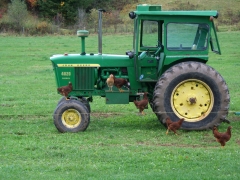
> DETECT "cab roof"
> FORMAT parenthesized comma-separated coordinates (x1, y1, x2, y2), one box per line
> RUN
(135, 4, 218, 17)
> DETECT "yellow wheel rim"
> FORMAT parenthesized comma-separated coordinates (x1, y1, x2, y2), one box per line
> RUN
(61, 109, 81, 128)
(171, 79, 214, 122)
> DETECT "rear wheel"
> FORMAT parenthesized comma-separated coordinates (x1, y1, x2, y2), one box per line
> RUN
(153, 61, 230, 130)
(53, 99, 90, 132)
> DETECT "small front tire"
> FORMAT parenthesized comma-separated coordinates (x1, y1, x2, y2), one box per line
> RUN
(53, 99, 90, 133)
(57, 96, 91, 113)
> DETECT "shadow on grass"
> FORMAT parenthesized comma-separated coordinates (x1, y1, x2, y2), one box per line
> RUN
(89, 111, 164, 131)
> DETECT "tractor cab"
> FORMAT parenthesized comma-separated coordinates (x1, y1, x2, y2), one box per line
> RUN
(129, 4, 221, 81)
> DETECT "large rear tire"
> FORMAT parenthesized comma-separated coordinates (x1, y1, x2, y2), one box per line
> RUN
(53, 99, 90, 132)
(153, 61, 230, 130)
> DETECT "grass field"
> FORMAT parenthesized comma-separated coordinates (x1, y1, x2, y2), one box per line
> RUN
(1, 31, 240, 179)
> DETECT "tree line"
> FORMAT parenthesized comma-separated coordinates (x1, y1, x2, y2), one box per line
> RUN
(0, 0, 138, 35)
(0, 0, 239, 35)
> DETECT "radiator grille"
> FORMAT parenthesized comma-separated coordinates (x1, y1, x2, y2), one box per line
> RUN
(75, 67, 95, 90)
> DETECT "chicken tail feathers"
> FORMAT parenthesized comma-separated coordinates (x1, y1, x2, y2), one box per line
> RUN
(133, 100, 137, 105)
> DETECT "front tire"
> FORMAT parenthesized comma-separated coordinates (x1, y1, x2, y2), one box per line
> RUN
(153, 61, 230, 130)
(53, 99, 90, 132)
(57, 96, 91, 113)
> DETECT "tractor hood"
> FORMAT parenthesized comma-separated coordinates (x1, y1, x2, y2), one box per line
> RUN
(50, 53, 133, 68)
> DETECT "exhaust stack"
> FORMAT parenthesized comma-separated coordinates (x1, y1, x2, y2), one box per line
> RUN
(98, 9, 105, 55)
(77, 29, 89, 55)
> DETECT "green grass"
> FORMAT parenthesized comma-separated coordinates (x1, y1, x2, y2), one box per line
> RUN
(1, 32, 240, 179)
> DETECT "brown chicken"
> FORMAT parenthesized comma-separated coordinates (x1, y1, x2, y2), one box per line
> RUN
(213, 126, 232, 147)
(106, 74, 114, 91)
(165, 117, 173, 128)
(57, 82, 73, 100)
(112, 75, 130, 92)
(166, 118, 185, 135)
(133, 92, 148, 115)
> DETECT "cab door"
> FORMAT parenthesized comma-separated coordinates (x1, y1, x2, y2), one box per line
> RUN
(136, 20, 164, 82)
(210, 21, 221, 55)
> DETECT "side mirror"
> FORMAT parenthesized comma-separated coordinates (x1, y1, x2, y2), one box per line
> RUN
(126, 51, 134, 59)
(129, 11, 136, 19)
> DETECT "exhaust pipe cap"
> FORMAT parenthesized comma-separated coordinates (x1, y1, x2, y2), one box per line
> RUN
(77, 30, 89, 37)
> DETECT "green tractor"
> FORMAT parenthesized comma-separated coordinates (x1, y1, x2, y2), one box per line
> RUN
(50, 4, 230, 133)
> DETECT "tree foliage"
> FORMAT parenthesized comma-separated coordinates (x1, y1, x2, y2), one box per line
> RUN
(36, 0, 138, 27)
(0, 0, 11, 18)
(6, 0, 28, 30)
(37, 0, 95, 26)
(2, 0, 238, 34)
(88, 8, 98, 32)
(0, 0, 138, 34)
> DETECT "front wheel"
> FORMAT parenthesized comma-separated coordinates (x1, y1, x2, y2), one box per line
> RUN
(53, 99, 90, 132)
(153, 61, 230, 130)
(57, 96, 91, 113)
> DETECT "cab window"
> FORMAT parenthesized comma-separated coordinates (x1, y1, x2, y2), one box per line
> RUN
(141, 20, 158, 47)
(167, 23, 209, 51)
(140, 20, 164, 51)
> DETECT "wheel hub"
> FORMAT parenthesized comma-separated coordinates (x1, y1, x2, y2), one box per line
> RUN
(62, 109, 81, 128)
(187, 95, 197, 105)
(171, 80, 214, 122)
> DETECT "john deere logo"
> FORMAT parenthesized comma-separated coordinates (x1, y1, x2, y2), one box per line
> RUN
(57, 64, 100, 67)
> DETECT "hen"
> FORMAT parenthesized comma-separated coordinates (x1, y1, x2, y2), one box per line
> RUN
(165, 117, 173, 128)
(106, 74, 114, 91)
(166, 118, 185, 135)
(112, 75, 130, 92)
(57, 82, 73, 100)
(133, 92, 148, 115)
(213, 126, 232, 147)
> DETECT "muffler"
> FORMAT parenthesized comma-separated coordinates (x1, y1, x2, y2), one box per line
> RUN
(98, 9, 105, 55)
